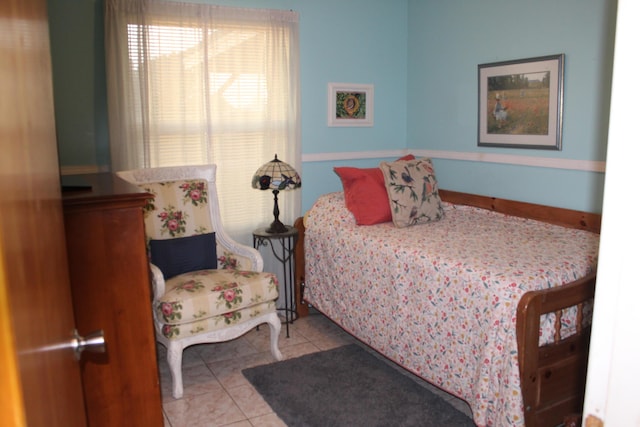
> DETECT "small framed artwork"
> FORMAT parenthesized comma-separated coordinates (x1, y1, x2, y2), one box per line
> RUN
(478, 54, 564, 150)
(328, 83, 374, 127)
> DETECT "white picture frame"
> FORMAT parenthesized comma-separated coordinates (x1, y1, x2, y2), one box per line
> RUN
(327, 83, 374, 127)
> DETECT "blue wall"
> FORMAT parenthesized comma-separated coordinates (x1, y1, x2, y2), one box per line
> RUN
(48, 0, 110, 169)
(48, 0, 615, 213)
(407, 0, 616, 212)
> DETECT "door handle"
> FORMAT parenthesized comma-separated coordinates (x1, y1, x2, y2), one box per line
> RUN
(71, 329, 106, 360)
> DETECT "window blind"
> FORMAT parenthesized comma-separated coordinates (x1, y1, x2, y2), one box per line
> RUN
(106, 1, 300, 243)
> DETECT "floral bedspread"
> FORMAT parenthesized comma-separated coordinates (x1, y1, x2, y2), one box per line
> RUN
(304, 192, 599, 427)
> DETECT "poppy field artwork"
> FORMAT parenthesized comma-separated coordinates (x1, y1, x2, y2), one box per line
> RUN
(478, 54, 564, 150)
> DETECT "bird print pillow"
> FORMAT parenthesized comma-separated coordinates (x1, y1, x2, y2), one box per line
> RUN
(379, 157, 445, 228)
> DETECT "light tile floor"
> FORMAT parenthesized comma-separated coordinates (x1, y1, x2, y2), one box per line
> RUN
(159, 311, 473, 427)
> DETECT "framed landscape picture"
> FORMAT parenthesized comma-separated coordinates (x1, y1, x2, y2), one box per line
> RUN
(478, 54, 564, 150)
(327, 83, 374, 127)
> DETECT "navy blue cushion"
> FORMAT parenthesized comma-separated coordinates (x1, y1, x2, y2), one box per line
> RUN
(149, 233, 216, 279)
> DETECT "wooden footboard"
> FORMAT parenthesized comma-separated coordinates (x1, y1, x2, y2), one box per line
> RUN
(517, 272, 596, 427)
(293, 189, 601, 426)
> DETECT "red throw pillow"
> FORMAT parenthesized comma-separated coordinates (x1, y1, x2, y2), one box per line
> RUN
(334, 154, 415, 225)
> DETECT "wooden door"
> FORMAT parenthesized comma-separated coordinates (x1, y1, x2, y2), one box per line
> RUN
(0, 0, 87, 425)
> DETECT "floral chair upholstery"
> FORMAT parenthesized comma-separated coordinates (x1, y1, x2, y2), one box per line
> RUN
(118, 165, 282, 399)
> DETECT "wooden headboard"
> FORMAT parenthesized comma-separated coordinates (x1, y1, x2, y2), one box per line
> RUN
(438, 190, 601, 234)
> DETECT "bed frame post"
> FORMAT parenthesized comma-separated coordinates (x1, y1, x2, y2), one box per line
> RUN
(293, 217, 309, 317)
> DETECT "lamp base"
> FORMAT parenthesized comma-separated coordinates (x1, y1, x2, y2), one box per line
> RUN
(265, 188, 288, 234)
(265, 219, 288, 234)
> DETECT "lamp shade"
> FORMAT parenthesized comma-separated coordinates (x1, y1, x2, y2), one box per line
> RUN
(251, 154, 301, 191)
(251, 154, 301, 233)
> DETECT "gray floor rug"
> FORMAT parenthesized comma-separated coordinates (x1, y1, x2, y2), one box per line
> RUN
(242, 344, 475, 427)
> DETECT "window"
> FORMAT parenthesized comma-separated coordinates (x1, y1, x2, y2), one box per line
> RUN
(106, 1, 300, 243)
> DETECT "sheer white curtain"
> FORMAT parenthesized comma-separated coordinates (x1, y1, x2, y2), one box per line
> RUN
(105, 0, 300, 244)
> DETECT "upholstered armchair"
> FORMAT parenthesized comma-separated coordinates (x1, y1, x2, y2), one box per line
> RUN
(118, 165, 283, 399)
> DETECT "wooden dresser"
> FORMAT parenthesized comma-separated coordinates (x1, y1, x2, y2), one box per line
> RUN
(62, 173, 163, 426)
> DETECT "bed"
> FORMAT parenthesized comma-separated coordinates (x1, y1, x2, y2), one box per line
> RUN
(293, 189, 600, 427)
